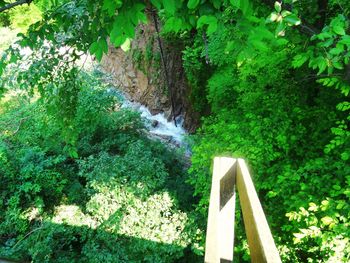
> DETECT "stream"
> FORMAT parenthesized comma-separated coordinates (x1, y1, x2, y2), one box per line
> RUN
(106, 88, 188, 149)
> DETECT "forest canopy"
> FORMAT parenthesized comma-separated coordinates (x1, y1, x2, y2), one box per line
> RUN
(0, 0, 350, 262)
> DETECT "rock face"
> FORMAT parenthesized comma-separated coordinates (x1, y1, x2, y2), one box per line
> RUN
(101, 15, 200, 133)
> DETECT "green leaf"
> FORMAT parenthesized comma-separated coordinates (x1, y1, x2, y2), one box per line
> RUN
(275, 21, 286, 36)
(284, 14, 301, 26)
(0, 60, 4, 76)
(317, 58, 327, 74)
(187, 0, 200, 9)
(317, 32, 333, 40)
(110, 19, 123, 44)
(138, 13, 147, 24)
(69, 148, 79, 159)
(329, 47, 343, 55)
(111, 35, 126, 47)
(197, 15, 218, 35)
(333, 61, 343, 69)
(0, 86, 6, 98)
(150, 0, 161, 9)
(229, 0, 239, 8)
(110, 21, 126, 47)
(321, 216, 333, 226)
(163, 17, 183, 33)
(266, 12, 279, 23)
(321, 200, 329, 207)
(211, 0, 221, 9)
(99, 38, 108, 54)
(163, 0, 176, 15)
(250, 39, 268, 51)
(339, 36, 350, 45)
(274, 1, 281, 12)
(197, 15, 216, 27)
(293, 233, 305, 239)
(130, 3, 147, 24)
(207, 24, 218, 35)
(102, 0, 122, 17)
(321, 38, 334, 48)
(333, 25, 345, 35)
(123, 21, 135, 38)
(336, 102, 350, 111)
(230, 0, 251, 15)
(281, 10, 291, 17)
(95, 49, 103, 61)
(189, 15, 196, 27)
(341, 152, 349, 161)
(276, 38, 289, 46)
(333, 185, 341, 191)
(89, 42, 99, 54)
(9, 54, 18, 64)
(308, 202, 318, 211)
(240, 0, 251, 15)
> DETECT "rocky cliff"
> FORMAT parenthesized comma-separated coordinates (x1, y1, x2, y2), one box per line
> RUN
(101, 16, 200, 133)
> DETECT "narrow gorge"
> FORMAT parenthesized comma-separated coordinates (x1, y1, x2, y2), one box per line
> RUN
(101, 15, 201, 134)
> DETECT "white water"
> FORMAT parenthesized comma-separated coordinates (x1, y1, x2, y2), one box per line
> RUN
(138, 105, 186, 144)
(107, 88, 186, 147)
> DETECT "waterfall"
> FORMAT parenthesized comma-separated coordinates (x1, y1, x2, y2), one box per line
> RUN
(107, 88, 187, 147)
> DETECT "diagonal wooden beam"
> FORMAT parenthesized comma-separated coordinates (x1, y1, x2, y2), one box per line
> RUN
(236, 159, 281, 263)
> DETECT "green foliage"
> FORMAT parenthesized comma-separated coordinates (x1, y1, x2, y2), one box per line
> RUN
(177, 0, 350, 261)
(0, 2, 41, 31)
(7, 4, 42, 32)
(181, 34, 212, 114)
(0, 2, 42, 51)
(1, 0, 350, 261)
(197, 15, 218, 36)
(0, 71, 201, 262)
(266, 1, 301, 36)
(285, 197, 350, 262)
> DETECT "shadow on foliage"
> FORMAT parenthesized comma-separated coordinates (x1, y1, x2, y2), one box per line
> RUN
(1, 217, 202, 263)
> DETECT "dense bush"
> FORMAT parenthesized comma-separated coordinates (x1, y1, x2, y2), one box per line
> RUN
(182, 2, 350, 262)
(0, 72, 201, 262)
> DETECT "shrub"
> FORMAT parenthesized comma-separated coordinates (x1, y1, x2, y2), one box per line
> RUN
(0, 71, 201, 262)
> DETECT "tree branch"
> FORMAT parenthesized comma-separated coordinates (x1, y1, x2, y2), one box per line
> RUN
(0, 0, 33, 13)
(315, 0, 328, 30)
(297, 73, 343, 83)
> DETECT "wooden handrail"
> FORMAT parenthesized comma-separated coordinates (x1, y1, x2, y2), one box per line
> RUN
(204, 157, 281, 263)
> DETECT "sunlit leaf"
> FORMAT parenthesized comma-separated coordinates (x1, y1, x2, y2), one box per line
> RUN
(274, 1, 281, 12)
(333, 25, 345, 35)
(284, 14, 301, 26)
(266, 12, 279, 23)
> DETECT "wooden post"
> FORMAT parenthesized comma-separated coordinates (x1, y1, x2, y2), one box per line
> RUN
(236, 159, 281, 263)
(205, 157, 236, 263)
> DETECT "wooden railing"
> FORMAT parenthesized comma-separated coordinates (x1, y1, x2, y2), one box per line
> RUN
(205, 157, 281, 263)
